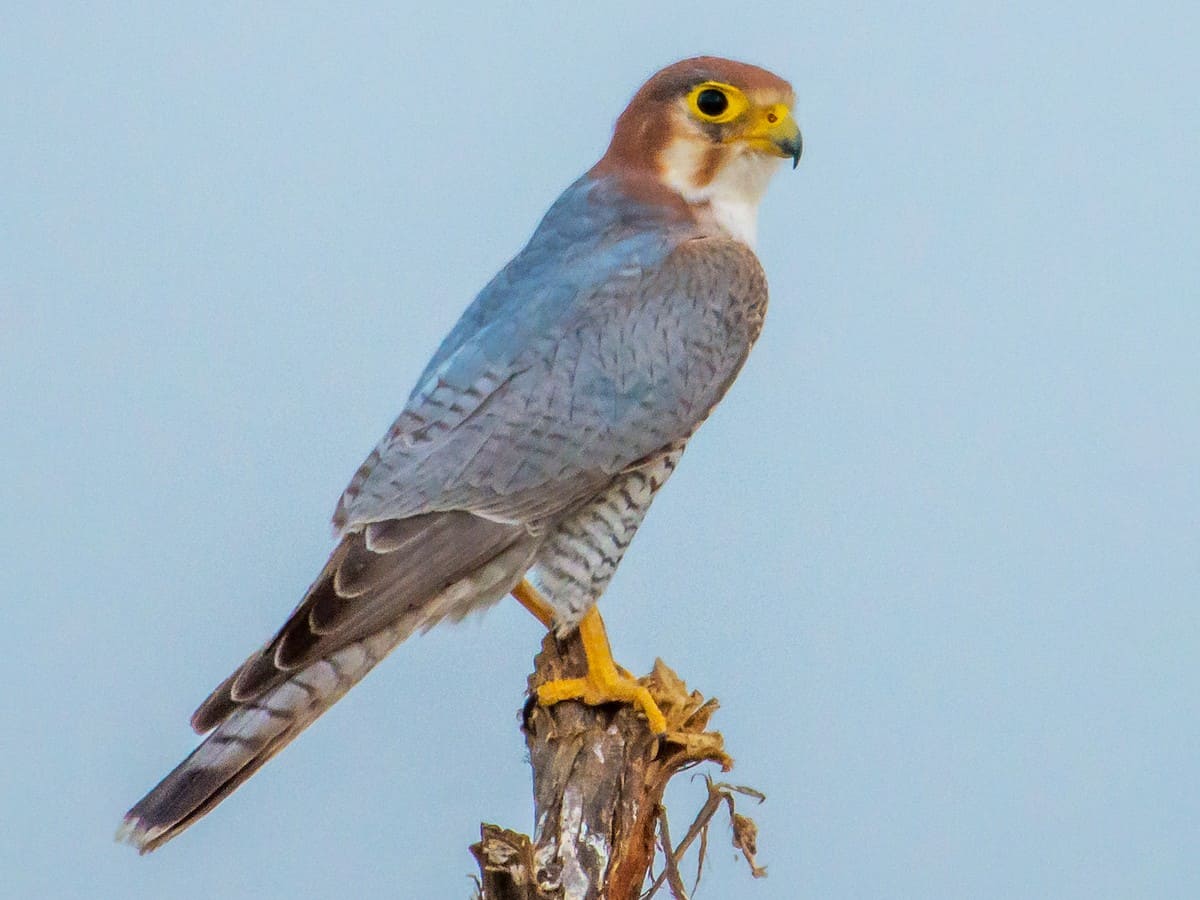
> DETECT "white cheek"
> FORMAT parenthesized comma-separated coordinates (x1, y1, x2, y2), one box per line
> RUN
(658, 138, 783, 247)
(692, 152, 783, 247)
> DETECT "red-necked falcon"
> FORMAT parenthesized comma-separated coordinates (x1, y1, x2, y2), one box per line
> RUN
(120, 56, 801, 852)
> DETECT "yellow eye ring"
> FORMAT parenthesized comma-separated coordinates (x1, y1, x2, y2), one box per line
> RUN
(686, 81, 749, 124)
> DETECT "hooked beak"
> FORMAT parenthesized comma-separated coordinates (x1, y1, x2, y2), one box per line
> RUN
(779, 128, 803, 169)
(740, 105, 803, 169)
(772, 110, 803, 169)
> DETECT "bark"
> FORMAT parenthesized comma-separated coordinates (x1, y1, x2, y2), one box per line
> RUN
(471, 631, 765, 900)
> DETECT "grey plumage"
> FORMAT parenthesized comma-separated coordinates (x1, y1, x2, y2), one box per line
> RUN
(121, 124, 776, 853)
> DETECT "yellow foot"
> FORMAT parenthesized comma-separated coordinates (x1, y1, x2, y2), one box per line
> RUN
(512, 578, 555, 628)
(537, 670, 668, 735)
(533, 605, 667, 735)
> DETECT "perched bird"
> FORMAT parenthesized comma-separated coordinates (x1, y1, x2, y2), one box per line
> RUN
(120, 55, 801, 853)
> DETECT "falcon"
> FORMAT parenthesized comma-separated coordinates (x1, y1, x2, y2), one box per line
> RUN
(120, 56, 801, 852)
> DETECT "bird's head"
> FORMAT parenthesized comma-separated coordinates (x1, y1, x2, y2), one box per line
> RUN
(594, 57, 801, 245)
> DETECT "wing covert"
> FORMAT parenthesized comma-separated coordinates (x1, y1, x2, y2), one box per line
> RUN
(336, 236, 768, 532)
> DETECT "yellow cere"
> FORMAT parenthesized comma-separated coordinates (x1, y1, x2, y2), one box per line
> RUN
(686, 82, 796, 152)
(736, 101, 800, 159)
(686, 80, 749, 124)
(741, 102, 793, 138)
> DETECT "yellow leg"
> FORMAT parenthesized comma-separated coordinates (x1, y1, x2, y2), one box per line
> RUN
(512, 578, 555, 628)
(535, 605, 668, 735)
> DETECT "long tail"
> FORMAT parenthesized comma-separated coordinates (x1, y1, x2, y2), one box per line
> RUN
(119, 514, 537, 853)
(117, 624, 405, 853)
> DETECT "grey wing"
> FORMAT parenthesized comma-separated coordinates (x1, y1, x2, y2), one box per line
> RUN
(207, 236, 767, 722)
(119, 237, 767, 852)
(335, 236, 769, 532)
(191, 234, 766, 721)
(199, 235, 766, 744)
(191, 511, 534, 732)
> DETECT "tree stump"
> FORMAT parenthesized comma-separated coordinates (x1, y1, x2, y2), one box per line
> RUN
(471, 630, 766, 900)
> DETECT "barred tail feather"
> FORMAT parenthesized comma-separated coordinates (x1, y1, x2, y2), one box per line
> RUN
(119, 515, 538, 853)
(118, 625, 403, 853)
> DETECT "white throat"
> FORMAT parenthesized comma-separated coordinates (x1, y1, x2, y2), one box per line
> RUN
(660, 145, 782, 247)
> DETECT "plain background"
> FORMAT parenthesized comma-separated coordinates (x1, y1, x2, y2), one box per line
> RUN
(3, 3, 1197, 898)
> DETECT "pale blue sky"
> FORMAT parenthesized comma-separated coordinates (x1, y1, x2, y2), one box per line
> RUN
(2, 3, 1198, 898)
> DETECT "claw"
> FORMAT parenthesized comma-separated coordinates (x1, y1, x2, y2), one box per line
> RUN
(532, 604, 667, 735)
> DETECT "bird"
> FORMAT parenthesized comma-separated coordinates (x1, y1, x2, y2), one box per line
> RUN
(119, 55, 801, 853)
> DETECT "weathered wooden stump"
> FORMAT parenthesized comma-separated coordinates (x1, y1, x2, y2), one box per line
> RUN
(471, 630, 766, 900)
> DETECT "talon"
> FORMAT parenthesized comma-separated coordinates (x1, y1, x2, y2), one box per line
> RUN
(533, 606, 667, 735)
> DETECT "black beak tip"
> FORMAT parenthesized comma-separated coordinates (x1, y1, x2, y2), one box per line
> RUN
(785, 133, 803, 169)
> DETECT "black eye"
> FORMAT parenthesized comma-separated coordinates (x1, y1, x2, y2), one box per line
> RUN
(696, 88, 728, 117)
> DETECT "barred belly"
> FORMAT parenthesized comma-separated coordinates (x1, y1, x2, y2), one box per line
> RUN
(529, 442, 686, 630)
